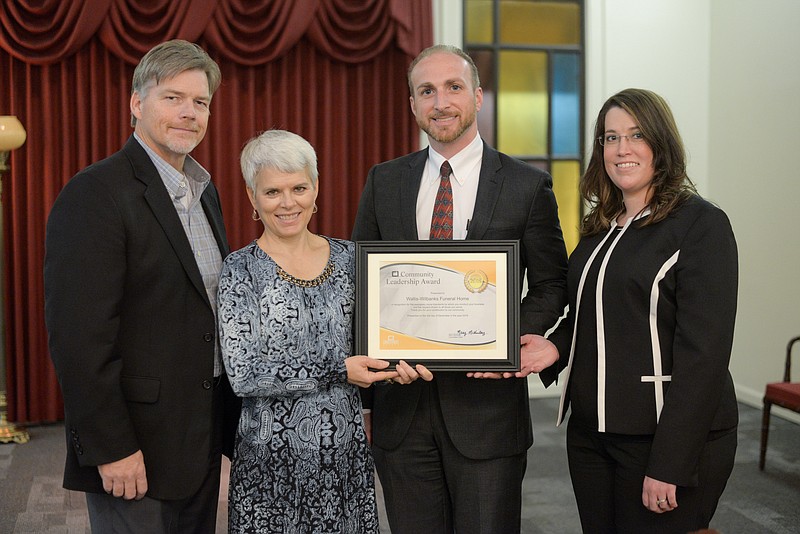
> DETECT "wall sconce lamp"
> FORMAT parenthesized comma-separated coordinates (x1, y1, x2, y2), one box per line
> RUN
(0, 115, 29, 444)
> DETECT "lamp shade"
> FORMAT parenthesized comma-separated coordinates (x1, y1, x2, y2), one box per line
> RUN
(0, 116, 27, 151)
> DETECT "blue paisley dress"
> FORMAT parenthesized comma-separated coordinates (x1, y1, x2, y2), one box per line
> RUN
(218, 238, 379, 533)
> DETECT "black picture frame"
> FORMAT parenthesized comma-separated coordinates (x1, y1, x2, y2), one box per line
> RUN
(355, 240, 520, 371)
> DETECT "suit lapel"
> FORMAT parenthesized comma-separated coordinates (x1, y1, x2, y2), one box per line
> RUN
(401, 149, 428, 240)
(467, 143, 504, 240)
(123, 138, 213, 308)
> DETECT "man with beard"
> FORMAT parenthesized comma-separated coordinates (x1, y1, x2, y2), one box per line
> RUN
(44, 40, 240, 532)
(351, 45, 568, 533)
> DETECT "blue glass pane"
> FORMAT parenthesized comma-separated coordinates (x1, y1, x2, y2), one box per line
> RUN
(552, 53, 580, 157)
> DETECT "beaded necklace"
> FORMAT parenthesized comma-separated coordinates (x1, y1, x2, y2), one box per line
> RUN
(276, 261, 335, 288)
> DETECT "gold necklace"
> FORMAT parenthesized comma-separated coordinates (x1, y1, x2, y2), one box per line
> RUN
(275, 261, 335, 288)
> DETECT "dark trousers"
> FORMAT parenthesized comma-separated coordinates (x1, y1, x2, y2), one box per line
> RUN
(86, 382, 225, 534)
(373, 383, 527, 534)
(566, 418, 736, 534)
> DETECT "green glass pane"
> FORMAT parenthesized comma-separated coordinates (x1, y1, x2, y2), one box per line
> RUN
(466, 0, 494, 44)
(499, 1, 580, 46)
(498, 51, 547, 156)
(551, 160, 581, 254)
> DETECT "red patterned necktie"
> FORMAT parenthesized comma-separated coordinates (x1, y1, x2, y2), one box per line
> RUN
(429, 160, 453, 240)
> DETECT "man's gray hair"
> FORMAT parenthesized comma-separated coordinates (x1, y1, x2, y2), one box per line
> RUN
(130, 40, 221, 127)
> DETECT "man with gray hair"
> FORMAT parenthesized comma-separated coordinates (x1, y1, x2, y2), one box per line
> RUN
(45, 39, 240, 532)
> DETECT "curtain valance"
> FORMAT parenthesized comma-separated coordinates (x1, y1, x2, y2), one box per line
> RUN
(0, 0, 426, 65)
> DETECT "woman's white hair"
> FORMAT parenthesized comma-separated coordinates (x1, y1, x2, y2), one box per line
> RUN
(240, 130, 318, 190)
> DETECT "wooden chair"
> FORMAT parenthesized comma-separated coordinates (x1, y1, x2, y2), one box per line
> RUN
(759, 336, 800, 470)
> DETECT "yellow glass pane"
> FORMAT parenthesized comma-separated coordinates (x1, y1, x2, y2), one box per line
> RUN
(499, 1, 580, 46)
(498, 51, 547, 156)
(465, 0, 494, 44)
(551, 161, 581, 254)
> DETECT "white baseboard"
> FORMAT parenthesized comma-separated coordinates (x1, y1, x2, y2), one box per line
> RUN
(736, 384, 800, 425)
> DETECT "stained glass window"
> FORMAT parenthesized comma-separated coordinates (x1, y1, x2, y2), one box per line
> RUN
(465, 0, 584, 253)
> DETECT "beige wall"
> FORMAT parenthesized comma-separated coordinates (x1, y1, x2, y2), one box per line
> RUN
(433, 0, 800, 423)
(585, 0, 712, 192)
(708, 0, 800, 421)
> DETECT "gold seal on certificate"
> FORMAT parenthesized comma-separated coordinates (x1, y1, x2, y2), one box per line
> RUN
(355, 241, 521, 371)
(464, 269, 489, 293)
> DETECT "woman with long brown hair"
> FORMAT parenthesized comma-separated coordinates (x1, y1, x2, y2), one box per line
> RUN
(539, 88, 739, 533)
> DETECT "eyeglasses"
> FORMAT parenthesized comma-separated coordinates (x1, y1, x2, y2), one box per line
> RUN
(597, 132, 646, 146)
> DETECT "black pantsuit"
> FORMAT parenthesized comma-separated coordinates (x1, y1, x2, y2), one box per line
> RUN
(543, 196, 739, 532)
(567, 420, 736, 533)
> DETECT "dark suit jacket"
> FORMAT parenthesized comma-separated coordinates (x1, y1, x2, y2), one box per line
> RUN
(351, 142, 568, 458)
(44, 136, 241, 500)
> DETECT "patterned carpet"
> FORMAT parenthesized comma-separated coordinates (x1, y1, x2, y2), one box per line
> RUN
(1, 398, 798, 533)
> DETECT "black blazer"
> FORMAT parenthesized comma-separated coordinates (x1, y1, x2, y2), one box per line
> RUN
(44, 136, 240, 500)
(351, 142, 568, 458)
(545, 196, 738, 486)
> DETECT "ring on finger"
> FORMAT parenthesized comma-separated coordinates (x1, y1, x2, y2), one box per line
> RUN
(656, 498, 667, 505)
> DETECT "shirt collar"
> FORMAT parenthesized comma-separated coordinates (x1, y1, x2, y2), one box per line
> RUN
(426, 131, 483, 186)
(133, 133, 210, 199)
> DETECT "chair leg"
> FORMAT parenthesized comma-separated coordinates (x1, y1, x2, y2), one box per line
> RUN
(760, 400, 772, 470)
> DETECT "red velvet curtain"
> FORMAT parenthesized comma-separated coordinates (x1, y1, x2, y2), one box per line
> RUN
(0, 0, 432, 424)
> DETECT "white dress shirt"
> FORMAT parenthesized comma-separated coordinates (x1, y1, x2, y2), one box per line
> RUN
(416, 132, 483, 240)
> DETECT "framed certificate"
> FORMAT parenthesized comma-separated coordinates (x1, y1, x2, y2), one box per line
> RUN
(354, 240, 520, 371)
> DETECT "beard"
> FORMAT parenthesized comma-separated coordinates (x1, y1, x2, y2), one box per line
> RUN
(166, 138, 200, 155)
(417, 104, 477, 145)
(165, 129, 205, 155)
